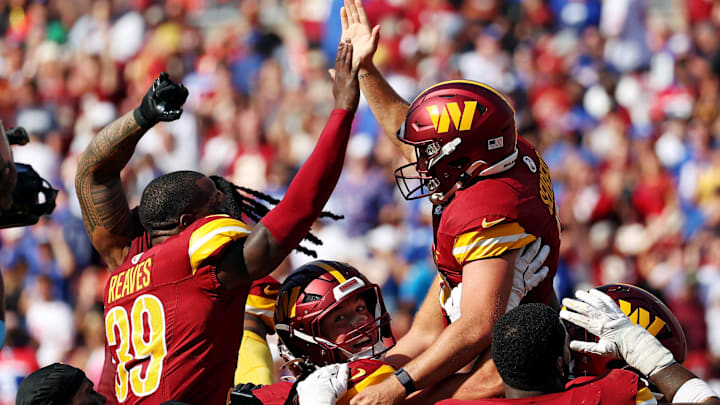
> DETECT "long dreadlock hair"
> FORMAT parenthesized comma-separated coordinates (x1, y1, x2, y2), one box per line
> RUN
(210, 176, 343, 258)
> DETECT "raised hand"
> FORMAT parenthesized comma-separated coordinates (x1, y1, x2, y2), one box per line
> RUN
(341, 0, 380, 69)
(133, 72, 189, 129)
(560, 289, 676, 377)
(333, 41, 361, 112)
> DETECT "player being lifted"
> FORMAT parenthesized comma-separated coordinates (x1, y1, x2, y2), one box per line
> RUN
(337, 1, 561, 403)
(75, 41, 361, 404)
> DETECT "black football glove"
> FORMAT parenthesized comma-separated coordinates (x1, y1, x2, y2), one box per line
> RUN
(133, 72, 189, 129)
(229, 382, 263, 405)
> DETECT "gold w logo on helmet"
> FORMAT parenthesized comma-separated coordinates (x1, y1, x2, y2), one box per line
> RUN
(618, 299, 666, 336)
(426, 101, 478, 134)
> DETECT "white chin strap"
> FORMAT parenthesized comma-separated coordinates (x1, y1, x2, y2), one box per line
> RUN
(480, 149, 518, 176)
(430, 149, 518, 205)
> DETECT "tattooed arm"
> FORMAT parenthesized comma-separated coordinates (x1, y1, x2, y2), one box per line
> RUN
(75, 73, 188, 269)
(75, 113, 148, 269)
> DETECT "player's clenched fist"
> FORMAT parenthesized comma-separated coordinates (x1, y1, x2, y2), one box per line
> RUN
(332, 41, 361, 113)
(133, 72, 189, 129)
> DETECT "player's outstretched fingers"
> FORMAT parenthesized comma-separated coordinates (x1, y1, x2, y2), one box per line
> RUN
(588, 288, 624, 315)
(355, 0, 370, 26)
(561, 297, 595, 318)
(344, 41, 353, 67)
(569, 340, 602, 354)
(574, 289, 604, 310)
(341, 7, 349, 34)
(336, 41, 347, 65)
(559, 308, 590, 330)
(522, 238, 542, 262)
(344, 0, 357, 24)
(371, 24, 381, 47)
(535, 244, 550, 266)
(526, 266, 549, 289)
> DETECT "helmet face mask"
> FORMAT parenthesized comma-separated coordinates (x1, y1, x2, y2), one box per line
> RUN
(394, 80, 518, 204)
(311, 286, 392, 362)
(275, 261, 396, 374)
(393, 136, 445, 201)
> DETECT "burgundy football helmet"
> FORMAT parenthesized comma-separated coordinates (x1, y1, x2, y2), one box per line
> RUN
(274, 260, 395, 370)
(394, 80, 518, 204)
(565, 283, 687, 377)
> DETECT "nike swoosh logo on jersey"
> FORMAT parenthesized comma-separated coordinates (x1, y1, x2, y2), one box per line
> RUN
(264, 286, 279, 296)
(351, 368, 367, 380)
(481, 217, 505, 228)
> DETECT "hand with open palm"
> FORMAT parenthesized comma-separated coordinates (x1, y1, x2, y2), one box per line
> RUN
(340, 0, 380, 69)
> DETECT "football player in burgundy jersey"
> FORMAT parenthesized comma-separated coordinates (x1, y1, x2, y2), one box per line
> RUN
(337, 1, 561, 403)
(439, 286, 719, 405)
(75, 41, 361, 404)
(231, 240, 550, 405)
(231, 260, 397, 405)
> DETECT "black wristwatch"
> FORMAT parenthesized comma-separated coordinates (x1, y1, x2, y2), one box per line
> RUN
(393, 368, 418, 396)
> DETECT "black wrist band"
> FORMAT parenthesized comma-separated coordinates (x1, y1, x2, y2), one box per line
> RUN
(393, 368, 417, 396)
(132, 108, 155, 130)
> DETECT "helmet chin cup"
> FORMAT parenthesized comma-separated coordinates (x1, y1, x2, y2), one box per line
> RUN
(428, 159, 488, 205)
(430, 192, 446, 205)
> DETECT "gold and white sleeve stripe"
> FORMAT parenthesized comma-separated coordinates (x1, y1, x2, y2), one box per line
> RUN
(188, 216, 251, 274)
(246, 294, 276, 319)
(452, 222, 535, 264)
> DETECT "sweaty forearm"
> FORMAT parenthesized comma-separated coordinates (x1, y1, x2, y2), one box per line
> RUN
(261, 109, 354, 253)
(358, 64, 413, 161)
(403, 318, 492, 390)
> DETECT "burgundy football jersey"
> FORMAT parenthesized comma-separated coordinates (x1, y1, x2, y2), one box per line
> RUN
(435, 369, 656, 405)
(433, 137, 561, 309)
(245, 276, 281, 332)
(99, 214, 251, 404)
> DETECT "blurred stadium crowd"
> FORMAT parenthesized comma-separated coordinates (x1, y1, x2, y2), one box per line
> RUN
(0, 0, 719, 401)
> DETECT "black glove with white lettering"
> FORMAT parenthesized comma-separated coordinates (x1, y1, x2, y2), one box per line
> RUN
(133, 72, 189, 129)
